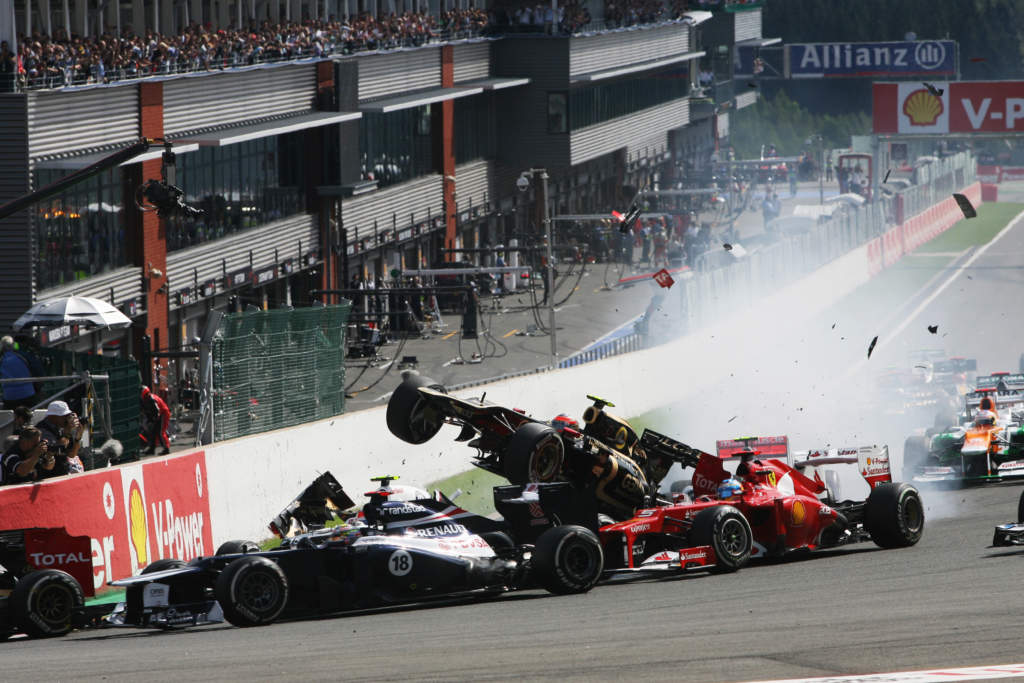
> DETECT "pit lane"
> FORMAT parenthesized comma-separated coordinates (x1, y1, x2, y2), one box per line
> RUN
(11, 202, 1024, 682)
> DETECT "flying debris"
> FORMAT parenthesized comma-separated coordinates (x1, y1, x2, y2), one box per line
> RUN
(883, 168, 893, 183)
(831, 323, 836, 329)
(746, 81, 758, 89)
(927, 325, 938, 334)
(867, 335, 878, 359)
(923, 82, 944, 97)
(953, 193, 977, 219)
(723, 243, 733, 251)
(728, 415, 738, 423)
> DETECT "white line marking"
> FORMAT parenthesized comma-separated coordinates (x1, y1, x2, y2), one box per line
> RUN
(739, 662, 1024, 683)
(843, 208, 1024, 379)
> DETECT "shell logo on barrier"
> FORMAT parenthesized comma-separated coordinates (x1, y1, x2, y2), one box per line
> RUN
(790, 500, 806, 527)
(128, 481, 149, 567)
(903, 88, 943, 126)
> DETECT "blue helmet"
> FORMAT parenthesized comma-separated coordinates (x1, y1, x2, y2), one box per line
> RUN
(717, 478, 743, 499)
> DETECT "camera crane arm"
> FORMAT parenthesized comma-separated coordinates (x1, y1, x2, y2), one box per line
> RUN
(0, 137, 192, 222)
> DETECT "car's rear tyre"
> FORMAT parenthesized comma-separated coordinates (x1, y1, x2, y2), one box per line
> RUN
(532, 525, 603, 594)
(864, 482, 924, 548)
(386, 374, 446, 444)
(690, 505, 752, 573)
(1017, 489, 1024, 524)
(216, 540, 260, 555)
(215, 556, 288, 627)
(504, 423, 564, 485)
(11, 569, 83, 638)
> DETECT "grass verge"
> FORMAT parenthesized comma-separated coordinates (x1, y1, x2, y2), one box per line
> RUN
(917, 202, 1024, 252)
(426, 467, 507, 517)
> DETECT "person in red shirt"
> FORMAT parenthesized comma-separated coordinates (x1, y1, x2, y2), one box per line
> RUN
(140, 386, 171, 455)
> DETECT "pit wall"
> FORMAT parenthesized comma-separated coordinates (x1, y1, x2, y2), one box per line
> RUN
(0, 183, 984, 583)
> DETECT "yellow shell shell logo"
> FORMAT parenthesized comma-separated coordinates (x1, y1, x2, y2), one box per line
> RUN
(791, 500, 806, 527)
(902, 88, 943, 126)
(128, 481, 148, 566)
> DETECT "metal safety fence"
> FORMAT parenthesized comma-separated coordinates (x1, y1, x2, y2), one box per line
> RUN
(211, 304, 351, 442)
(558, 333, 646, 369)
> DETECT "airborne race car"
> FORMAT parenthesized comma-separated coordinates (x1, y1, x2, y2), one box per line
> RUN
(905, 373, 1024, 484)
(110, 473, 606, 629)
(386, 373, 685, 521)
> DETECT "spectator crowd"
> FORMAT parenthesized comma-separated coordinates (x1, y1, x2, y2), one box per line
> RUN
(5, 9, 489, 90)
(1, 0, 726, 90)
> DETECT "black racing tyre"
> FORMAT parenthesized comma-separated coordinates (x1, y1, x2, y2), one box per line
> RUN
(141, 558, 189, 574)
(480, 531, 515, 554)
(1017, 489, 1024, 524)
(216, 540, 260, 555)
(902, 436, 930, 480)
(215, 556, 288, 627)
(503, 422, 564, 485)
(690, 505, 752, 573)
(10, 569, 83, 638)
(532, 525, 603, 594)
(864, 482, 925, 549)
(386, 374, 447, 444)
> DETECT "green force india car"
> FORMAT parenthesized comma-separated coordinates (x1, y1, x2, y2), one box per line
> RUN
(904, 373, 1024, 484)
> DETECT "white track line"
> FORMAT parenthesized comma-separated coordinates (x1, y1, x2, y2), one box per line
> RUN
(740, 662, 1024, 683)
(842, 207, 1024, 380)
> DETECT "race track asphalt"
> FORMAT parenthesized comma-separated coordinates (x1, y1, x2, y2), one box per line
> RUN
(7, 482, 1023, 682)
(11, 200, 1024, 683)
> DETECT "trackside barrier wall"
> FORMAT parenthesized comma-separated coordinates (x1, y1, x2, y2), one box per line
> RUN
(0, 452, 212, 593)
(0, 174, 987, 557)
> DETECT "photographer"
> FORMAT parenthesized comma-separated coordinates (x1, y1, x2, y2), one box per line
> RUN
(2, 426, 55, 485)
(35, 400, 85, 477)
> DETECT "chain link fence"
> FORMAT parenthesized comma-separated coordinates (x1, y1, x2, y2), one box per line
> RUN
(211, 304, 351, 442)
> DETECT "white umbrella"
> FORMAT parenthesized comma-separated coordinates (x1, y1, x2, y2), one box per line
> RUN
(13, 296, 133, 331)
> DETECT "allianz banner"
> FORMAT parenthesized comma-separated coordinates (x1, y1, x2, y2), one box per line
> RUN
(789, 40, 956, 79)
(874, 81, 1024, 135)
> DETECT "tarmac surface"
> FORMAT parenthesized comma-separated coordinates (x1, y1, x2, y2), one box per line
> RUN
(12, 185, 1024, 683)
(7, 482, 1023, 682)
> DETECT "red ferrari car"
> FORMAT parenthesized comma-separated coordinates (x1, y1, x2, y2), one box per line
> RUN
(598, 435, 924, 572)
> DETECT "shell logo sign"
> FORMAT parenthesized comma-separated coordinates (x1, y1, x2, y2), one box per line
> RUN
(902, 88, 944, 126)
(790, 500, 806, 527)
(127, 480, 149, 568)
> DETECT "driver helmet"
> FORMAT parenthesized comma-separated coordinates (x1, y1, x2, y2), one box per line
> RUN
(974, 409, 996, 427)
(551, 414, 579, 432)
(717, 478, 743, 500)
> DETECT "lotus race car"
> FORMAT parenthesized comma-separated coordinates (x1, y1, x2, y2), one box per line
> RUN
(386, 373, 690, 520)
